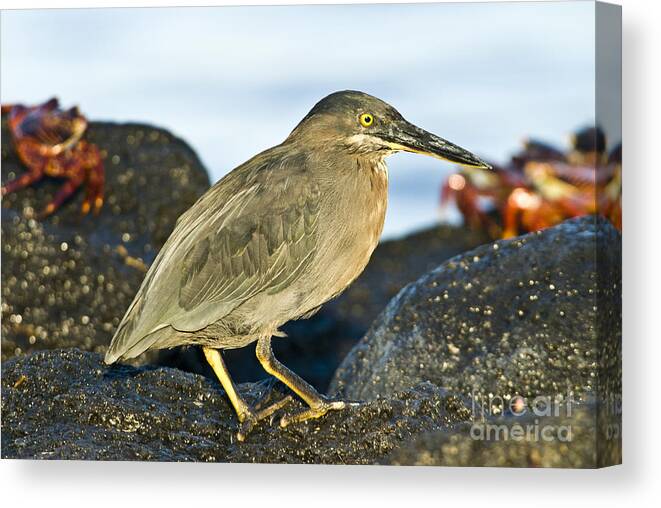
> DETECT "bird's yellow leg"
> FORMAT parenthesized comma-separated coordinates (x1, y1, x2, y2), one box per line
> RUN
(255, 336, 355, 428)
(203, 347, 292, 441)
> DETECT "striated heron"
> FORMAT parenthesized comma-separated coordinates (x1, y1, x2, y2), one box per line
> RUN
(105, 90, 490, 440)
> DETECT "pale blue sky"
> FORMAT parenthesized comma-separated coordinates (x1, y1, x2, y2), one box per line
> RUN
(1, 2, 596, 238)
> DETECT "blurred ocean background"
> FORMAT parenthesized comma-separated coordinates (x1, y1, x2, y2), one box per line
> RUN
(1, 2, 596, 239)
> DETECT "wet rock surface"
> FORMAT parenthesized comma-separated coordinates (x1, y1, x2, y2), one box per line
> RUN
(1, 119, 211, 363)
(331, 216, 622, 410)
(1, 349, 470, 462)
(0, 217, 621, 466)
(385, 402, 605, 468)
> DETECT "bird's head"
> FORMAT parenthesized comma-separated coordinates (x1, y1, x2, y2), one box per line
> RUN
(288, 90, 491, 169)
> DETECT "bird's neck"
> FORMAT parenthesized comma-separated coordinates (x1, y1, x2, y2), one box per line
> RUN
(354, 154, 389, 238)
(355, 153, 389, 187)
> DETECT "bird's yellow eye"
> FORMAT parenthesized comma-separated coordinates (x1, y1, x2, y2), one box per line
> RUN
(359, 113, 374, 127)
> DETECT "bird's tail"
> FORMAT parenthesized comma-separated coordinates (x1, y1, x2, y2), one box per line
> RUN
(103, 323, 128, 365)
(104, 294, 163, 364)
(104, 319, 135, 364)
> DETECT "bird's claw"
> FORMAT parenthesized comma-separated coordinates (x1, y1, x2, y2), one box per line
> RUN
(237, 415, 257, 442)
(235, 394, 293, 442)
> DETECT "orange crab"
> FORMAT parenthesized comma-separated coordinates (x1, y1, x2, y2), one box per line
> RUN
(1, 98, 105, 217)
(440, 127, 622, 239)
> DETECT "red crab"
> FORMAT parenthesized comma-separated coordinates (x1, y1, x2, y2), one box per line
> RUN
(1, 98, 105, 217)
(440, 127, 622, 239)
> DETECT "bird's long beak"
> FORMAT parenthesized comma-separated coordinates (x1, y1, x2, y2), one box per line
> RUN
(382, 121, 492, 169)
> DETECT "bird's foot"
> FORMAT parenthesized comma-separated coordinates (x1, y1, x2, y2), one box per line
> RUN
(280, 397, 360, 428)
(236, 395, 293, 442)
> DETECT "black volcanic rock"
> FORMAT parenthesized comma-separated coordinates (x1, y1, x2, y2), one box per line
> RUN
(384, 400, 619, 468)
(330, 216, 622, 414)
(1, 119, 210, 363)
(1, 349, 470, 462)
(1, 216, 621, 467)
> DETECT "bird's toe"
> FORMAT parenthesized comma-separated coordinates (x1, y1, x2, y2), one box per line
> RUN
(279, 397, 357, 428)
